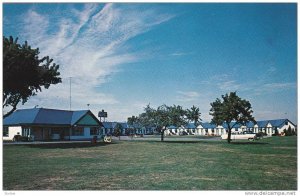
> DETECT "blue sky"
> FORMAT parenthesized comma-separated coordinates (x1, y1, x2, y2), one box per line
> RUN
(3, 3, 297, 123)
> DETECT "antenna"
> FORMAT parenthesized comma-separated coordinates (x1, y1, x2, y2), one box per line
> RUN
(69, 77, 72, 110)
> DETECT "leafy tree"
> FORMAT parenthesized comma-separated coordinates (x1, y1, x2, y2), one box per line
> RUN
(186, 105, 202, 127)
(134, 104, 188, 141)
(168, 105, 188, 127)
(3, 36, 61, 118)
(210, 92, 255, 143)
(138, 104, 156, 129)
(284, 125, 295, 136)
(127, 115, 139, 135)
(155, 104, 170, 141)
(114, 123, 123, 140)
(274, 127, 279, 136)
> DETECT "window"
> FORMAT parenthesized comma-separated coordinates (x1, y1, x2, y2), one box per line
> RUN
(52, 128, 61, 134)
(3, 127, 8, 137)
(72, 127, 84, 136)
(90, 127, 98, 135)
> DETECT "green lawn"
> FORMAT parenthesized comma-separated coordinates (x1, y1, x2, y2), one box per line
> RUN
(3, 136, 297, 190)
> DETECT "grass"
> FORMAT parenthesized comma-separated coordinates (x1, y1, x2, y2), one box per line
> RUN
(3, 136, 297, 190)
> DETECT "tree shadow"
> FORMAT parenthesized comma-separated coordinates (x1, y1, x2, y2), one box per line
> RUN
(230, 141, 269, 145)
(151, 140, 207, 144)
(26, 142, 116, 149)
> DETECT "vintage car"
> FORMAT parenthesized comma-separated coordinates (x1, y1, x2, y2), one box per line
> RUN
(221, 131, 257, 141)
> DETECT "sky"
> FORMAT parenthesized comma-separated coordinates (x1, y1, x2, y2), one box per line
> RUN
(3, 3, 297, 123)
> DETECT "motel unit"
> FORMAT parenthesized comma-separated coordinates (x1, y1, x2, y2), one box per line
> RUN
(3, 108, 103, 141)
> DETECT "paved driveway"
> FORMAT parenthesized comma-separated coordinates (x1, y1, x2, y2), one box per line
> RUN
(3, 135, 221, 145)
(112, 135, 222, 142)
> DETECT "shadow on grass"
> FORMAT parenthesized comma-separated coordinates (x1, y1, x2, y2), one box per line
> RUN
(146, 140, 269, 145)
(230, 141, 269, 145)
(26, 142, 116, 149)
(150, 140, 215, 144)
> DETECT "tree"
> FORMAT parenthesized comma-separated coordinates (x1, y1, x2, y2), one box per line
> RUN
(274, 127, 279, 136)
(186, 105, 202, 127)
(127, 115, 139, 135)
(114, 123, 123, 140)
(210, 92, 255, 143)
(3, 36, 61, 118)
(134, 104, 188, 141)
(284, 125, 295, 136)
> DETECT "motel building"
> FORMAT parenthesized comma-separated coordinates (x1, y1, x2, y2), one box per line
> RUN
(165, 119, 296, 136)
(3, 108, 297, 141)
(3, 108, 103, 141)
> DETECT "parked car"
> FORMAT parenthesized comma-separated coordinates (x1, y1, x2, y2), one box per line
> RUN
(221, 131, 257, 141)
(255, 132, 267, 140)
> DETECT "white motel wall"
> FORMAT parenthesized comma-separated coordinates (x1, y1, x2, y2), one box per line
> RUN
(3, 126, 22, 141)
(165, 119, 296, 137)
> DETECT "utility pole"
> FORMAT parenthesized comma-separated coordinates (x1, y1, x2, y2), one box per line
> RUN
(69, 77, 72, 110)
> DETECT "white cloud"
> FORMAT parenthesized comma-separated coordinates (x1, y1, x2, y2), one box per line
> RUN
(176, 91, 200, 102)
(207, 74, 242, 92)
(262, 82, 296, 89)
(267, 66, 277, 73)
(254, 82, 296, 95)
(12, 3, 174, 120)
(218, 80, 241, 92)
(169, 52, 193, 56)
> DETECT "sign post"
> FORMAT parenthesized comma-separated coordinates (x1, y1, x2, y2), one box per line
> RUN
(98, 109, 108, 122)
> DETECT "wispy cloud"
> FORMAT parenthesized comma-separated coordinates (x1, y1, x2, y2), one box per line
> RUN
(217, 80, 241, 92)
(207, 74, 242, 92)
(169, 52, 192, 56)
(267, 66, 277, 74)
(254, 82, 296, 95)
(199, 73, 297, 98)
(176, 91, 200, 102)
(12, 3, 174, 116)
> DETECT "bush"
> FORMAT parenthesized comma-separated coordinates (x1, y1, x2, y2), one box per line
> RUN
(256, 132, 266, 139)
(284, 126, 296, 136)
(13, 135, 28, 142)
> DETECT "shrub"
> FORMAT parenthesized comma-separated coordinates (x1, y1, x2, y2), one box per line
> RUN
(256, 132, 266, 139)
(284, 126, 296, 136)
(13, 135, 28, 142)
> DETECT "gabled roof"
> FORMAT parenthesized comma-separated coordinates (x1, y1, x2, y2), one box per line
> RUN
(102, 122, 129, 129)
(71, 110, 89, 125)
(256, 119, 295, 128)
(267, 119, 289, 128)
(3, 108, 40, 125)
(221, 122, 242, 129)
(257, 120, 268, 127)
(102, 122, 114, 129)
(3, 108, 101, 126)
(34, 108, 73, 125)
(185, 123, 196, 129)
(201, 122, 216, 129)
(246, 121, 255, 127)
(168, 125, 177, 129)
(118, 122, 129, 129)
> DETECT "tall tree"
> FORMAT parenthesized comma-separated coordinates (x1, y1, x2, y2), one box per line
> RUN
(134, 104, 188, 141)
(114, 123, 123, 140)
(186, 105, 202, 127)
(156, 104, 171, 141)
(210, 92, 255, 143)
(3, 36, 61, 118)
(127, 115, 139, 135)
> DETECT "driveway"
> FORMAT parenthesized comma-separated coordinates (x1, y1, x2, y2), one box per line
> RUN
(3, 135, 221, 145)
(112, 135, 222, 142)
